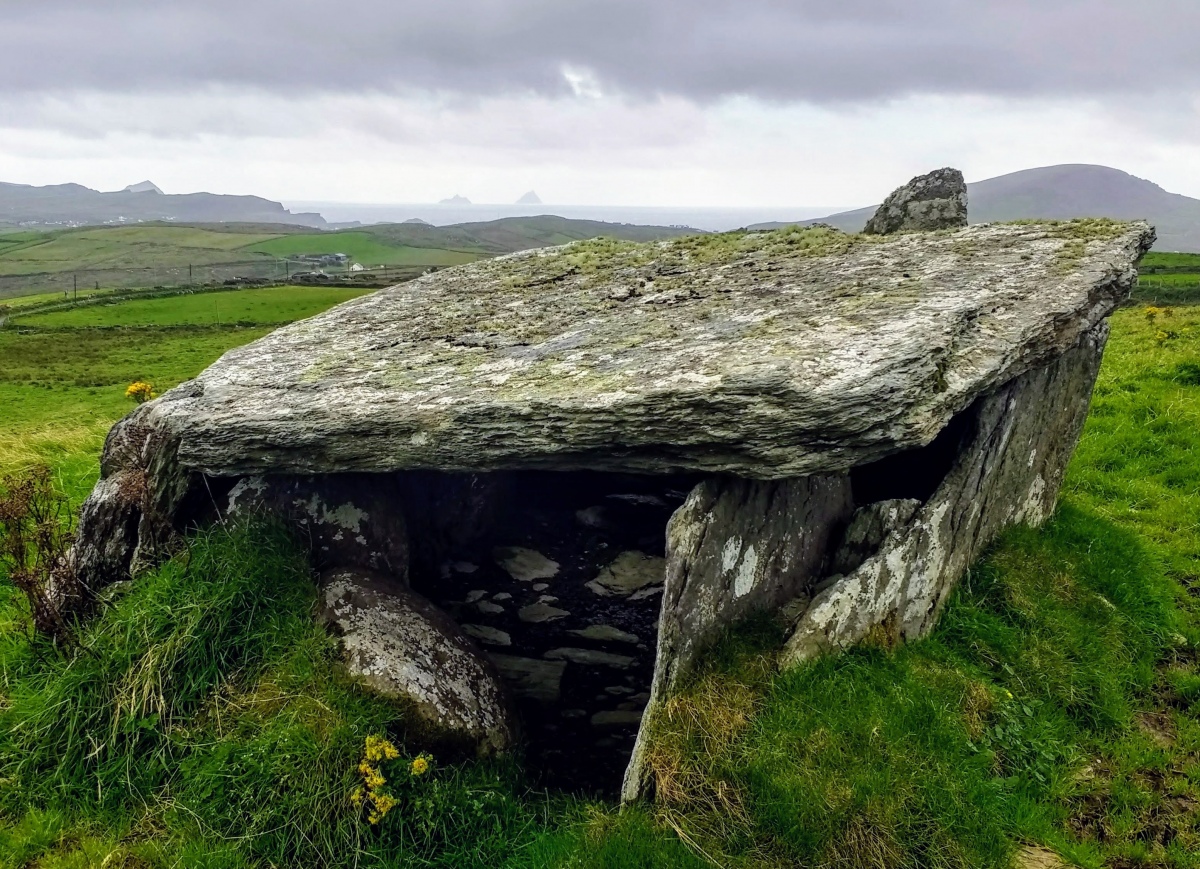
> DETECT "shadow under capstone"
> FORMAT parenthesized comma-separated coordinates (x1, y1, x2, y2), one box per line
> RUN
(404, 470, 700, 795)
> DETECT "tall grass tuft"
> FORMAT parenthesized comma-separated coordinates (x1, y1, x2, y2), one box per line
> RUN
(0, 520, 317, 811)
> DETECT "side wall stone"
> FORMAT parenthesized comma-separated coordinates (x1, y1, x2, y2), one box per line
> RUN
(783, 320, 1107, 663)
(621, 473, 854, 800)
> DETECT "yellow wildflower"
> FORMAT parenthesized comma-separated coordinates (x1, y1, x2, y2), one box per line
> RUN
(411, 755, 430, 776)
(373, 793, 397, 814)
(365, 735, 400, 762)
(125, 381, 155, 404)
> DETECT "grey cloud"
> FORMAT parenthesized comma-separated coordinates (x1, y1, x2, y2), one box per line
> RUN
(3, 1, 1197, 103)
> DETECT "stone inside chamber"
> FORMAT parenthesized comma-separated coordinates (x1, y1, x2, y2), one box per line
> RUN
(401, 470, 699, 793)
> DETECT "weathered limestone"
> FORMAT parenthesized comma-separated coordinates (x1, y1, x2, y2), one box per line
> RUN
(863, 167, 968, 235)
(64, 213, 1154, 797)
(621, 474, 854, 800)
(652, 475, 854, 696)
(319, 567, 517, 756)
(78, 221, 1146, 493)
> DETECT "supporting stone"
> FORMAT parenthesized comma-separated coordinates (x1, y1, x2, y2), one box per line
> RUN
(226, 473, 409, 578)
(621, 474, 853, 801)
(783, 321, 1108, 662)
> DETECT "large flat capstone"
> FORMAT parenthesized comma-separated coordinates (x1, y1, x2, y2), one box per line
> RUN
(105, 221, 1150, 481)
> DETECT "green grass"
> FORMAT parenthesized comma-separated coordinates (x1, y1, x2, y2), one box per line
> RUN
(1136, 251, 1200, 304)
(1, 291, 1200, 866)
(0, 327, 273, 502)
(14, 286, 369, 328)
(1141, 251, 1200, 271)
(247, 231, 480, 267)
(0, 226, 281, 276)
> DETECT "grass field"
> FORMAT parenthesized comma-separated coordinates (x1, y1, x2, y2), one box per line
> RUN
(1136, 251, 1200, 305)
(14, 285, 369, 328)
(0, 226, 280, 276)
(246, 231, 479, 266)
(1, 282, 1200, 865)
(0, 217, 692, 304)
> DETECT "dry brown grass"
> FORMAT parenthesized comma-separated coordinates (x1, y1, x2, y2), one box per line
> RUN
(639, 644, 782, 864)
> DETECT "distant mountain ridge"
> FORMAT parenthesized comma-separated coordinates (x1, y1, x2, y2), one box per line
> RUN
(752, 165, 1200, 251)
(0, 181, 327, 229)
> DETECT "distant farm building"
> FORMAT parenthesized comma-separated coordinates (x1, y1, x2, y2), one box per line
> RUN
(296, 253, 349, 266)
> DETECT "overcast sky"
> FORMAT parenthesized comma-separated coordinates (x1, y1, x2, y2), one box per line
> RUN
(2, 1, 1199, 206)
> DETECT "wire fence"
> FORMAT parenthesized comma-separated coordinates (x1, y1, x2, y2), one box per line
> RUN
(0, 260, 433, 302)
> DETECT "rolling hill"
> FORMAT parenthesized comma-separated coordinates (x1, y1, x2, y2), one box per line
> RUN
(0, 215, 697, 300)
(0, 181, 327, 229)
(753, 165, 1200, 251)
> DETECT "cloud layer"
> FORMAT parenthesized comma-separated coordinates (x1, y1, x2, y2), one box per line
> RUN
(6, 1, 1197, 102)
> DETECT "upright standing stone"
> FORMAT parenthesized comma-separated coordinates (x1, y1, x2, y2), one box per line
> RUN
(862, 167, 968, 235)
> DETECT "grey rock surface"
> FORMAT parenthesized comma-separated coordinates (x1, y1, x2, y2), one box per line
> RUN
(489, 654, 567, 705)
(319, 567, 517, 755)
(621, 473, 853, 800)
(84, 221, 1149, 499)
(586, 551, 666, 597)
(226, 474, 408, 576)
(862, 167, 968, 235)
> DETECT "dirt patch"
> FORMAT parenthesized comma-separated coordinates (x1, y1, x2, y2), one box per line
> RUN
(1016, 846, 1066, 869)
(1135, 711, 1176, 748)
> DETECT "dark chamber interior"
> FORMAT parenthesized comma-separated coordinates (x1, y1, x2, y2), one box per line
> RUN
(850, 399, 977, 506)
(405, 470, 700, 795)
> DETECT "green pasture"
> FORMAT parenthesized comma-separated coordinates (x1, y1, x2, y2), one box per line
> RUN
(247, 230, 480, 266)
(0, 216, 688, 305)
(1134, 251, 1200, 305)
(14, 285, 369, 328)
(0, 289, 110, 310)
(1, 281, 1200, 865)
(0, 225, 281, 276)
(1141, 251, 1200, 271)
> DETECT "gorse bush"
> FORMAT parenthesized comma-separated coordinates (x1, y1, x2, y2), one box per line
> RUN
(0, 466, 77, 641)
(124, 381, 155, 404)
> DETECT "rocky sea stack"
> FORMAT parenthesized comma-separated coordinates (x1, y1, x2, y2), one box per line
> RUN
(63, 187, 1154, 798)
